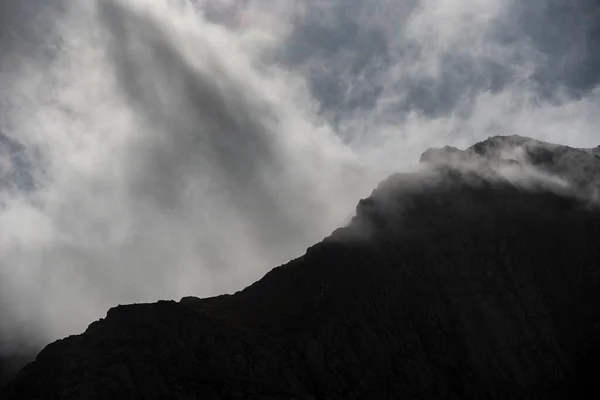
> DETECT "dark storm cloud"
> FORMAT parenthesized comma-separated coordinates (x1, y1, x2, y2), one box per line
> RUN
(514, 0, 600, 95)
(278, 0, 392, 118)
(275, 0, 600, 120)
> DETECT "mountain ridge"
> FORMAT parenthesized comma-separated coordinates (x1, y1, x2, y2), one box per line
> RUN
(2, 135, 600, 399)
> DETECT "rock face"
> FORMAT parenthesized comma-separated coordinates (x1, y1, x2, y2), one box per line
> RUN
(420, 134, 600, 201)
(3, 136, 600, 399)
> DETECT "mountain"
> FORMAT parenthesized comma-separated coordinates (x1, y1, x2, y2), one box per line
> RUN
(420, 135, 600, 201)
(2, 136, 600, 399)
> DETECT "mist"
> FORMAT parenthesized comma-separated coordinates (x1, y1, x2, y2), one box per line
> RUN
(1, 0, 599, 358)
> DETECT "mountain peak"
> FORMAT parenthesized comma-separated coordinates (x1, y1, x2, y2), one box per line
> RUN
(419, 135, 600, 202)
(3, 136, 600, 399)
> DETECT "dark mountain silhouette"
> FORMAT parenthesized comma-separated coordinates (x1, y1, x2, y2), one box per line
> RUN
(2, 136, 600, 399)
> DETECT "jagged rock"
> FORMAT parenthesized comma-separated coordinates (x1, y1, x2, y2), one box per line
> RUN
(419, 145, 465, 164)
(420, 135, 600, 202)
(3, 136, 600, 399)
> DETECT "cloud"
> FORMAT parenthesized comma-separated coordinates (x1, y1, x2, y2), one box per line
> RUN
(0, 0, 368, 354)
(0, 0, 599, 360)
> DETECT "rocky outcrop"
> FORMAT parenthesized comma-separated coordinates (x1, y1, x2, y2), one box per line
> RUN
(3, 136, 600, 399)
(420, 135, 600, 201)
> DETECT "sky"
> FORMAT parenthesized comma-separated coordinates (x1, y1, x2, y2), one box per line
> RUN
(0, 0, 599, 357)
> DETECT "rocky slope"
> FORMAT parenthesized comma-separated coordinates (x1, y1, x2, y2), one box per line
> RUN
(420, 134, 600, 201)
(3, 136, 600, 399)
